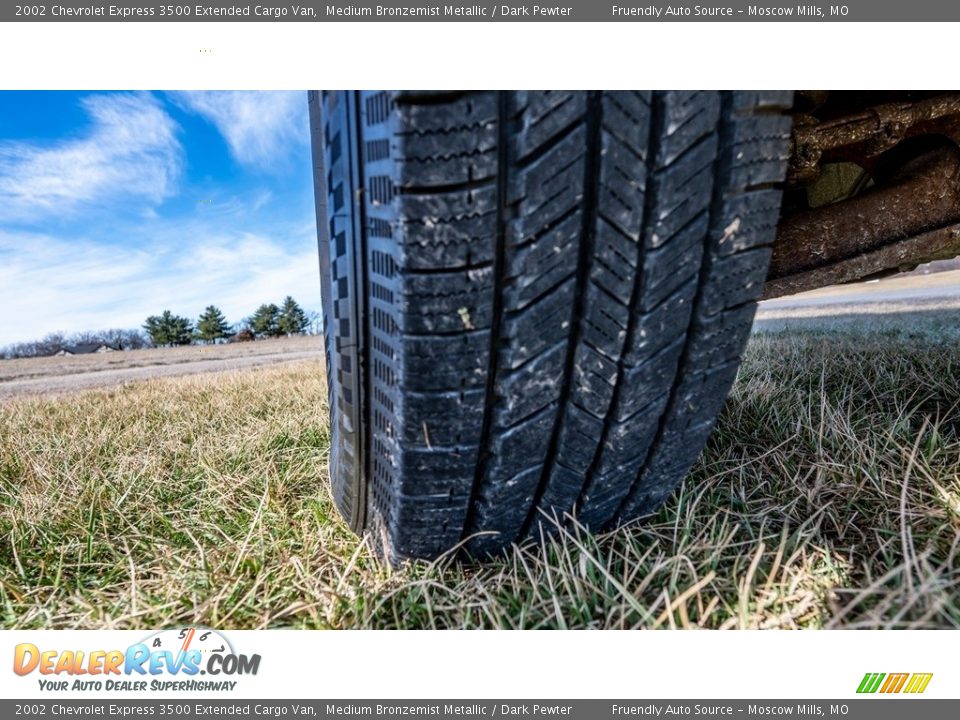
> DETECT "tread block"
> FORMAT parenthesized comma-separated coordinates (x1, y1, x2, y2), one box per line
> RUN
(712, 189, 783, 257)
(554, 403, 605, 474)
(624, 276, 697, 365)
(397, 187, 498, 269)
(493, 342, 567, 428)
(400, 266, 494, 334)
(590, 218, 642, 305)
(656, 92, 720, 167)
(503, 212, 581, 311)
(645, 137, 717, 249)
(499, 278, 576, 370)
(404, 331, 490, 392)
(514, 91, 587, 160)
(402, 388, 485, 448)
(570, 343, 619, 418)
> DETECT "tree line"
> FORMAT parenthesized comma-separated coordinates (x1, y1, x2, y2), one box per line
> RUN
(143, 296, 312, 346)
(1, 296, 316, 359)
(1, 329, 151, 359)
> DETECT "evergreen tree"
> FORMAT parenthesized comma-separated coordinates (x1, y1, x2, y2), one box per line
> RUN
(249, 303, 281, 338)
(195, 305, 231, 342)
(143, 310, 193, 346)
(277, 296, 309, 336)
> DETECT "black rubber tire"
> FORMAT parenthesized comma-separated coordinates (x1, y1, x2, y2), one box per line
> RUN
(309, 90, 792, 563)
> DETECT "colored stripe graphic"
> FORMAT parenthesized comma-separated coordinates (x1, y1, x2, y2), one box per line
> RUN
(857, 672, 932, 694)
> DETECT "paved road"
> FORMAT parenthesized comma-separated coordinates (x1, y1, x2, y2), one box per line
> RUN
(754, 269, 960, 334)
(759, 269, 960, 313)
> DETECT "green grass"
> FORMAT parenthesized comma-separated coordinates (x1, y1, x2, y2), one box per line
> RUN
(1, 329, 958, 629)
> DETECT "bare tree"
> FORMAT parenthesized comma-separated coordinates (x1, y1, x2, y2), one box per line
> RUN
(1, 328, 152, 359)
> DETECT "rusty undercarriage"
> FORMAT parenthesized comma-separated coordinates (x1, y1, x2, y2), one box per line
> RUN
(766, 91, 960, 298)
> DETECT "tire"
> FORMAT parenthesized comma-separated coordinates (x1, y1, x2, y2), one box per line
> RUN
(309, 90, 792, 563)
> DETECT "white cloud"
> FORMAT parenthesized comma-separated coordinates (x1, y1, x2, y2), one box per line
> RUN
(0, 93, 182, 223)
(0, 226, 321, 346)
(0, 91, 319, 348)
(171, 91, 307, 169)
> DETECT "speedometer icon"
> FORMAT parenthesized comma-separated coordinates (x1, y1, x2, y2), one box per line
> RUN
(139, 626, 234, 658)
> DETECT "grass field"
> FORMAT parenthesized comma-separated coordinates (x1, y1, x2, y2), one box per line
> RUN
(1, 325, 958, 629)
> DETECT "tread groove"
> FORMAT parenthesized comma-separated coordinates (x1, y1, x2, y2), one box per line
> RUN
(352, 91, 370, 533)
(462, 91, 511, 543)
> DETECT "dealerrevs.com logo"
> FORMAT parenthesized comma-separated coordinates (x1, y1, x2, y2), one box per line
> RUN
(13, 627, 260, 692)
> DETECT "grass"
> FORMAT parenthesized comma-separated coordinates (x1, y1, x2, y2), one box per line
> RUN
(1, 327, 958, 629)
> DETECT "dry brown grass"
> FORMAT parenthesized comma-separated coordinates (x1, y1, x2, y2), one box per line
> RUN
(0, 328, 958, 629)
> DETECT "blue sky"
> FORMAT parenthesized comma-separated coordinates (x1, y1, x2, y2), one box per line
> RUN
(0, 91, 321, 346)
